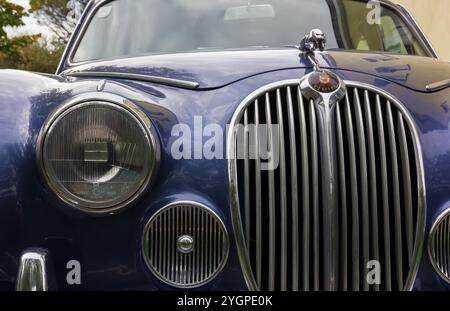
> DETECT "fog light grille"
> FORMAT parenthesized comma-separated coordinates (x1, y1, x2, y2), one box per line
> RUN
(429, 210, 450, 283)
(142, 202, 229, 288)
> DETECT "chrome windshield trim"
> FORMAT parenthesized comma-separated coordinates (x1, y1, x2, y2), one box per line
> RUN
(64, 71, 200, 89)
(426, 79, 450, 92)
(395, 3, 440, 59)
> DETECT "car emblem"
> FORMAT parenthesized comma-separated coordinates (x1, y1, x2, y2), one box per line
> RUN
(177, 235, 195, 254)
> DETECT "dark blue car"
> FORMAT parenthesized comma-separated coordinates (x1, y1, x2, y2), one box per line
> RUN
(1, 0, 450, 291)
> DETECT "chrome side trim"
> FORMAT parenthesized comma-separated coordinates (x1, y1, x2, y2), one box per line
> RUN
(227, 79, 426, 291)
(36, 92, 161, 215)
(428, 209, 450, 284)
(64, 71, 200, 90)
(16, 249, 53, 291)
(426, 79, 450, 92)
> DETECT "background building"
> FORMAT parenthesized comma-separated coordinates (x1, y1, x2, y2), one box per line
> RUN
(396, 0, 450, 61)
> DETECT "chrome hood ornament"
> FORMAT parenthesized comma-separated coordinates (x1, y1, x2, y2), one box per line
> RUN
(298, 29, 345, 104)
(299, 29, 346, 290)
(300, 29, 326, 71)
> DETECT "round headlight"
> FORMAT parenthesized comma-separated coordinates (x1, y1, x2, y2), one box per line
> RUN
(38, 99, 159, 213)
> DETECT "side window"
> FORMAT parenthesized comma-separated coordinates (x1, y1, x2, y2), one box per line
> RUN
(379, 15, 408, 55)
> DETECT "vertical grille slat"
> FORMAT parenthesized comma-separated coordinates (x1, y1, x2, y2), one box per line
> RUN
(287, 86, 300, 291)
(243, 110, 251, 249)
(265, 93, 276, 291)
(354, 88, 370, 291)
(254, 99, 262, 287)
(344, 91, 360, 291)
(363, 90, 380, 291)
(232, 81, 425, 291)
(386, 103, 404, 290)
(309, 98, 320, 291)
(375, 95, 392, 291)
(336, 102, 348, 291)
(298, 88, 310, 291)
(447, 218, 450, 277)
(276, 88, 288, 291)
(397, 113, 414, 263)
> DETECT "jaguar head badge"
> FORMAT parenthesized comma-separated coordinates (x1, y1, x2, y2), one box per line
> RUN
(299, 29, 346, 105)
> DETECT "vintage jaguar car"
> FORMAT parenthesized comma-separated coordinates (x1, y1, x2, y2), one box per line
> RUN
(1, 0, 450, 291)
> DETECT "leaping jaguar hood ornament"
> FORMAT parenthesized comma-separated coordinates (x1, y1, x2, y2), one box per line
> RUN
(299, 29, 346, 102)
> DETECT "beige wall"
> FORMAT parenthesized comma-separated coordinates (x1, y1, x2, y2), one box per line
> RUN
(396, 0, 450, 61)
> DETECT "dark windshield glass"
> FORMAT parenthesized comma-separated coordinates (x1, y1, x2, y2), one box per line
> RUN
(72, 0, 426, 63)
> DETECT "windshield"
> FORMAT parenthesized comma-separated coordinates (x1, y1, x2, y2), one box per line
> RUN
(72, 0, 427, 63)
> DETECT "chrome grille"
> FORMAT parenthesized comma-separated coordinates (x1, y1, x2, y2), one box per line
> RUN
(429, 210, 450, 284)
(229, 80, 426, 291)
(142, 202, 229, 288)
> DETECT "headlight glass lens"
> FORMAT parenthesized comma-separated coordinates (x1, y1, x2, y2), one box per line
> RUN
(42, 101, 155, 210)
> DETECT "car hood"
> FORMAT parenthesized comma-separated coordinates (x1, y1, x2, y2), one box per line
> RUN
(64, 49, 450, 92)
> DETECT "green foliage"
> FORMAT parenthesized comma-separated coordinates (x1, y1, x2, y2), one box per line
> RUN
(0, 0, 88, 73)
(29, 0, 75, 43)
(17, 40, 64, 73)
(0, 0, 34, 57)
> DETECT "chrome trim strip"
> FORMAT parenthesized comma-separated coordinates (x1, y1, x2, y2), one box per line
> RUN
(426, 79, 450, 92)
(254, 99, 262, 288)
(141, 201, 230, 289)
(36, 92, 161, 215)
(16, 249, 53, 291)
(243, 110, 251, 249)
(428, 209, 450, 284)
(395, 3, 440, 59)
(55, 0, 96, 74)
(363, 90, 380, 291)
(344, 89, 360, 291)
(375, 95, 392, 290)
(336, 102, 347, 291)
(286, 86, 299, 291)
(387, 103, 404, 289)
(265, 93, 276, 291)
(309, 98, 320, 291)
(227, 79, 426, 291)
(354, 88, 370, 291)
(64, 71, 200, 89)
(297, 88, 310, 291)
(398, 113, 414, 263)
(276, 89, 288, 291)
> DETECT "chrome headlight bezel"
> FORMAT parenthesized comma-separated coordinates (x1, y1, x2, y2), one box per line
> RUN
(36, 93, 160, 215)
